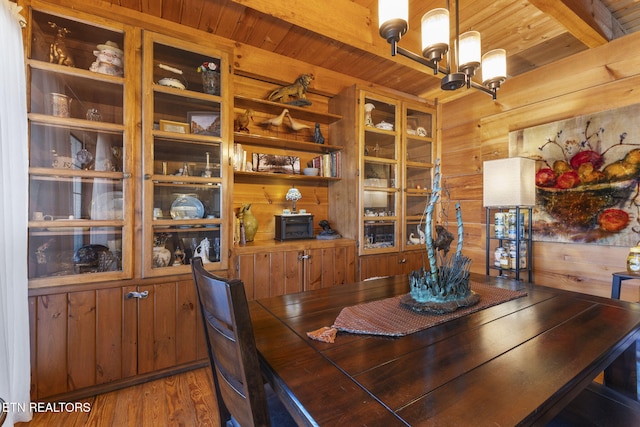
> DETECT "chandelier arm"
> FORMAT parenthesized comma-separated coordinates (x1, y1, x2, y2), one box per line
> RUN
(469, 80, 497, 99)
(396, 46, 449, 75)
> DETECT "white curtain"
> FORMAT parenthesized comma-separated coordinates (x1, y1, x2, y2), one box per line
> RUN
(0, 0, 32, 424)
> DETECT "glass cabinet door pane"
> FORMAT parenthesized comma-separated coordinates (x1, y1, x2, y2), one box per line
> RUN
(154, 139, 221, 178)
(405, 220, 425, 248)
(28, 9, 129, 285)
(405, 166, 432, 191)
(30, 123, 124, 172)
(29, 226, 123, 279)
(363, 96, 397, 161)
(402, 104, 434, 252)
(153, 184, 221, 221)
(406, 108, 433, 138)
(363, 221, 396, 249)
(143, 33, 228, 275)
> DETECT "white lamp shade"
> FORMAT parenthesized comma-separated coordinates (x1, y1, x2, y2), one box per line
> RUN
(483, 157, 536, 207)
(379, 0, 408, 30)
(421, 8, 449, 51)
(458, 31, 481, 69)
(482, 48, 507, 85)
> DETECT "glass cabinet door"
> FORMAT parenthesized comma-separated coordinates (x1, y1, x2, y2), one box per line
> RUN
(142, 32, 231, 276)
(360, 93, 399, 252)
(27, 9, 132, 285)
(403, 105, 435, 251)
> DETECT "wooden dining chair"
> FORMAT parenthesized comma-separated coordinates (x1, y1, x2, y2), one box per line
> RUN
(191, 257, 297, 427)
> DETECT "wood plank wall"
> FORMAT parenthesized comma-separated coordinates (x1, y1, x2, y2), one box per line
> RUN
(441, 30, 640, 301)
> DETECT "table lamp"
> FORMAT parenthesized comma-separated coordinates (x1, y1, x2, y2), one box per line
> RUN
(286, 185, 302, 213)
(483, 157, 536, 207)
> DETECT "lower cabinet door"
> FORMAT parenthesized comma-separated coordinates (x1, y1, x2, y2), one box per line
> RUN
(234, 241, 357, 298)
(29, 279, 207, 399)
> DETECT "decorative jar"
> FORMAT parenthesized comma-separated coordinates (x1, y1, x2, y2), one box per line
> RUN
(240, 204, 258, 242)
(627, 242, 640, 273)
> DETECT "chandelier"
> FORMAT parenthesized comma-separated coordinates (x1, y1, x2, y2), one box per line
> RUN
(378, 0, 507, 99)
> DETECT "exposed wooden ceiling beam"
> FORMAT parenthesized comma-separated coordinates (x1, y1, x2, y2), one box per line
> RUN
(230, 0, 443, 90)
(230, 0, 374, 49)
(529, 0, 626, 48)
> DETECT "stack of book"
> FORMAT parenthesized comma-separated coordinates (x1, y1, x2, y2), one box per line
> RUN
(309, 152, 341, 178)
(233, 143, 247, 171)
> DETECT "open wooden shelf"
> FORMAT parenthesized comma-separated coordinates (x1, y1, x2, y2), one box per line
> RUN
(234, 95, 342, 124)
(233, 132, 342, 153)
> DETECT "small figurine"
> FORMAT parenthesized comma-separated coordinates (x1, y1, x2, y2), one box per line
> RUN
(194, 237, 211, 263)
(317, 219, 341, 240)
(260, 108, 289, 135)
(313, 123, 325, 144)
(89, 41, 124, 77)
(285, 112, 311, 135)
(48, 22, 74, 67)
(234, 109, 254, 133)
(267, 74, 314, 106)
(173, 247, 185, 266)
(364, 103, 375, 127)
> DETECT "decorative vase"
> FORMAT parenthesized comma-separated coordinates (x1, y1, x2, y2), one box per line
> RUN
(153, 246, 172, 268)
(242, 205, 259, 242)
(153, 233, 172, 268)
(201, 70, 220, 95)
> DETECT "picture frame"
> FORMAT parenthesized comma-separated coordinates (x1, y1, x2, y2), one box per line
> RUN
(159, 120, 189, 134)
(252, 153, 300, 174)
(188, 111, 221, 136)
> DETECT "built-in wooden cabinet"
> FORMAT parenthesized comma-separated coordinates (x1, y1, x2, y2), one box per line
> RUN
(24, 1, 233, 400)
(328, 85, 436, 279)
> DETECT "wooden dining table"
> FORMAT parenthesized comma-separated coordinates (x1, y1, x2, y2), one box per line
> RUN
(248, 273, 640, 426)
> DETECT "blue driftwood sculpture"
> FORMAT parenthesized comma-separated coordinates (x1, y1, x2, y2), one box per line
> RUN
(402, 159, 479, 314)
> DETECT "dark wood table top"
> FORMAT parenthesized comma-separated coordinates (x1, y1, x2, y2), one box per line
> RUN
(249, 274, 640, 426)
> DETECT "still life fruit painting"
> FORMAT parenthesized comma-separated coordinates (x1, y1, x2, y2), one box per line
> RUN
(509, 103, 640, 246)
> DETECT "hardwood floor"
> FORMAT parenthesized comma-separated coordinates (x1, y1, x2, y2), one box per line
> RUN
(16, 368, 220, 427)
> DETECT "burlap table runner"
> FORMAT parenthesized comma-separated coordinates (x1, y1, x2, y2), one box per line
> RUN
(330, 281, 527, 337)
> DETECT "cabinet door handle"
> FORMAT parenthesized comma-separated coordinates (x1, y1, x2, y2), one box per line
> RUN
(298, 254, 311, 261)
(123, 172, 131, 179)
(126, 290, 149, 299)
(399, 258, 407, 264)
(143, 173, 151, 180)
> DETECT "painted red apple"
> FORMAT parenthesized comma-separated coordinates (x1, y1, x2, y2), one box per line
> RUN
(535, 168, 556, 187)
(598, 208, 629, 232)
(570, 150, 604, 170)
(556, 171, 580, 189)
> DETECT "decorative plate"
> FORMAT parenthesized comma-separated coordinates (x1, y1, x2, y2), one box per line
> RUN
(170, 194, 204, 219)
(158, 78, 185, 90)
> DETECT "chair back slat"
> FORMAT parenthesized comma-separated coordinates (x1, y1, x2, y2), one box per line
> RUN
(192, 257, 270, 427)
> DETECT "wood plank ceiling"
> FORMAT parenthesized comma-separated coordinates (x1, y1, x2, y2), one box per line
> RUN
(105, 0, 640, 102)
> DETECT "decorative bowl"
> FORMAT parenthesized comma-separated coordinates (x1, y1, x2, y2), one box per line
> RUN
(303, 167, 319, 176)
(536, 179, 637, 227)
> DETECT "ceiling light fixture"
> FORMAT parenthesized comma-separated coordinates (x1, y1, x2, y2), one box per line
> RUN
(378, 0, 507, 99)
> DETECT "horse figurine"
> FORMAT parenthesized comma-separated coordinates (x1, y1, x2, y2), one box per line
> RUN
(48, 22, 74, 67)
(194, 237, 211, 263)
